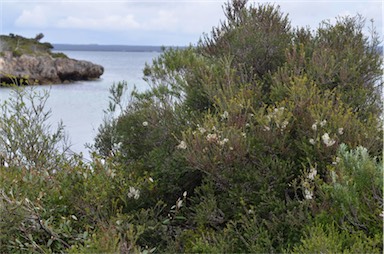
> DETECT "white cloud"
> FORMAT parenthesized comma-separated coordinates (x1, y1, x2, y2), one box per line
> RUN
(170, 2, 224, 34)
(6, 1, 383, 45)
(57, 15, 140, 30)
(15, 5, 50, 27)
(143, 10, 179, 31)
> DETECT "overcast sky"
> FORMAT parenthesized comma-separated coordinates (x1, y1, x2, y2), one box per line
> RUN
(1, 0, 382, 46)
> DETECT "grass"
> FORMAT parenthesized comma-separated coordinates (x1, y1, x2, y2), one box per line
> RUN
(0, 34, 67, 58)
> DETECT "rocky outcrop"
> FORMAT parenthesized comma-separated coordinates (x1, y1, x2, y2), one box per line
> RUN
(0, 51, 104, 85)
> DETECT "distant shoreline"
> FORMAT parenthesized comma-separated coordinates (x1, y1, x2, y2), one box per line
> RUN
(53, 44, 186, 52)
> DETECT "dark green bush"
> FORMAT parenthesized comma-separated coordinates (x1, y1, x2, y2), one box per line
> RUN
(51, 52, 68, 58)
(1, 0, 382, 252)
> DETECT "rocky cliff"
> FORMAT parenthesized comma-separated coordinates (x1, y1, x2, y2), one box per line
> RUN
(0, 51, 104, 85)
(0, 34, 104, 85)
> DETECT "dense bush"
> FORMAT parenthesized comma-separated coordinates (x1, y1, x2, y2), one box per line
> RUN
(1, 0, 382, 252)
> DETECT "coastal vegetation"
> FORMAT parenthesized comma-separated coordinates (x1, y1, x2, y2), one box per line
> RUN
(0, 0, 382, 252)
(0, 33, 67, 58)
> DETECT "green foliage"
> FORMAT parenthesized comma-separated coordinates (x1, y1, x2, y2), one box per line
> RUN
(0, 34, 64, 58)
(316, 144, 383, 238)
(292, 223, 381, 253)
(276, 15, 382, 119)
(201, 0, 292, 84)
(34, 33, 44, 42)
(51, 52, 68, 58)
(0, 87, 69, 171)
(290, 144, 383, 253)
(1, 0, 382, 252)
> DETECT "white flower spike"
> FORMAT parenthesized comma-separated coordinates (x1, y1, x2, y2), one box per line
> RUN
(322, 133, 336, 147)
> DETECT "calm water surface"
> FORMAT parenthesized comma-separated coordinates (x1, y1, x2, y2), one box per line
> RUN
(0, 50, 160, 157)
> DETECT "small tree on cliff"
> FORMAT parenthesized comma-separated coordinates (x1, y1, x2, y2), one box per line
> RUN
(34, 33, 44, 42)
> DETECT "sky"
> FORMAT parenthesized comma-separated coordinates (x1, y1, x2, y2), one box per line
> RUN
(0, 0, 382, 46)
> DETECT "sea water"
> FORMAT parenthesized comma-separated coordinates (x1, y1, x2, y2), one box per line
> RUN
(0, 50, 160, 157)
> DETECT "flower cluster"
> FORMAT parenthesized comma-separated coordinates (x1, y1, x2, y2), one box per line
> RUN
(206, 133, 219, 143)
(307, 167, 317, 180)
(128, 186, 140, 200)
(219, 138, 229, 146)
(302, 180, 314, 200)
(322, 133, 336, 147)
(171, 191, 187, 211)
(263, 106, 290, 132)
(112, 141, 123, 154)
(176, 140, 187, 150)
(304, 189, 313, 200)
(302, 166, 317, 200)
(196, 124, 231, 147)
(311, 119, 326, 131)
(221, 111, 229, 121)
(198, 126, 207, 134)
(309, 119, 342, 147)
(332, 156, 341, 165)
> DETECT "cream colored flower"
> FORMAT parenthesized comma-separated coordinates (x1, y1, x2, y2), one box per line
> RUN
(311, 122, 318, 131)
(304, 189, 313, 200)
(142, 121, 148, 127)
(176, 198, 183, 209)
(308, 168, 317, 180)
(281, 120, 289, 129)
(332, 156, 341, 165)
(322, 133, 336, 147)
(206, 133, 218, 143)
(309, 138, 316, 145)
(320, 120, 327, 127)
(219, 138, 229, 146)
(128, 187, 140, 200)
(198, 127, 207, 134)
(263, 126, 270, 131)
(176, 140, 187, 150)
(338, 128, 344, 135)
(221, 111, 229, 120)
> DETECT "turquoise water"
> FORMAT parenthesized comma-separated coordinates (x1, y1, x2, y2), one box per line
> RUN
(0, 50, 160, 157)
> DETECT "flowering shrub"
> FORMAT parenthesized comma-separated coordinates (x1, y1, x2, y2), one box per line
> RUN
(1, 0, 382, 252)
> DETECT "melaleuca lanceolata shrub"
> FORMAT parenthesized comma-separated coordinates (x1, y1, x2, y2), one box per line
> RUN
(2, 0, 381, 252)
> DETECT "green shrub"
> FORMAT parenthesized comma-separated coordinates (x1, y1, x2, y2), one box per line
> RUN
(292, 223, 381, 253)
(94, 1, 382, 252)
(316, 144, 383, 238)
(51, 52, 68, 58)
(1, 0, 382, 252)
(12, 49, 22, 57)
(201, 0, 292, 87)
(0, 87, 68, 171)
(275, 15, 382, 119)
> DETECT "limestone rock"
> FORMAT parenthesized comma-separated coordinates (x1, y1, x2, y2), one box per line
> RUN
(0, 51, 104, 85)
